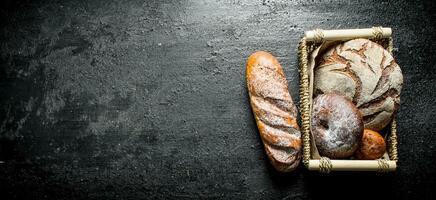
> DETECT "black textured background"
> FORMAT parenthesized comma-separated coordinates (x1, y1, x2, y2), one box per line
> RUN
(1, 0, 435, 199)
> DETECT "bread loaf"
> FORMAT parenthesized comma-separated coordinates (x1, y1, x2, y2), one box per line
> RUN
(355, 129, 386, 160)
(246, 51, 301, 172)
(314, 39, 403, 131)
(311, 93, 364, 159)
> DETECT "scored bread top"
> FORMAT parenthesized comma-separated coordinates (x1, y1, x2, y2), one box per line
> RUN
(314, 39, 403, 131)
(246, 51, 301, 172)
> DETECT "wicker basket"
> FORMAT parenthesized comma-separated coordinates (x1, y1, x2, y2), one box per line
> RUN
(297, 27, 398, 173)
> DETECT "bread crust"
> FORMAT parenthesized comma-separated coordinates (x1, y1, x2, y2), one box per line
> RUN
(355, 129, 386, 160)
(246, 51, 301, 172)
(314, 39, 403, 131)
(311, 93, 363, 159)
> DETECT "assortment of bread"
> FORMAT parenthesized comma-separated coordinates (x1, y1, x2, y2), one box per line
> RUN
(246, 36, 402, 171)
(311, 38, 403, 160)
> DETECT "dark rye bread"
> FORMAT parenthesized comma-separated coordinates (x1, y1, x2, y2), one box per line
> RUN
(314, 39, 403, 131)
(246, 51, 301, 172)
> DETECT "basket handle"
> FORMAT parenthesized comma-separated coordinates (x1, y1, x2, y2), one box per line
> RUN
(305, 27, 392, 43)
(308, 159, 397, 172)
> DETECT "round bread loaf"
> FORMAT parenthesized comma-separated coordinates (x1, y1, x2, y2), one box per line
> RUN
(355, 129, 386, 160)
(314, 39, 403, 131)
(312, 93, 364, 159)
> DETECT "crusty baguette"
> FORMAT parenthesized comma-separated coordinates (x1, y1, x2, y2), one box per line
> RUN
(246, 51, 301, 172)
(314, 39, 403, 131)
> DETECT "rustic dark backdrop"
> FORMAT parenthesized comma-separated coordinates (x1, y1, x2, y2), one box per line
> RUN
(1, 0, 435, 199)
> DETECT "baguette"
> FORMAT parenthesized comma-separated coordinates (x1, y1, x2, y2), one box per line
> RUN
(246, 51, 301, 172)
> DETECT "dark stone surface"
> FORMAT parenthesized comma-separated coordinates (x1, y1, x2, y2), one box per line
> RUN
(0, 0, 435, 199)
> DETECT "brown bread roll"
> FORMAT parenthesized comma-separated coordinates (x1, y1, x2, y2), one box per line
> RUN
(312, 93, 364, 159)
(314, 39, 403, 131)
(355, 129, 386, 160)
(246, 51, 301, 172)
